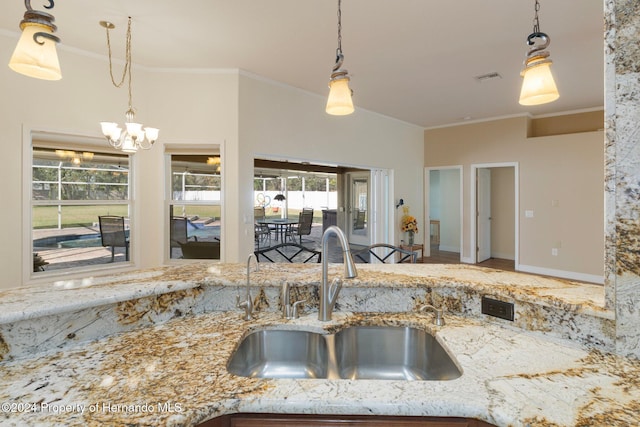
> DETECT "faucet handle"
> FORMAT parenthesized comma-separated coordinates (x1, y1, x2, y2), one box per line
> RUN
(291, 299, 306, 319)
(419, 304, 445, 326)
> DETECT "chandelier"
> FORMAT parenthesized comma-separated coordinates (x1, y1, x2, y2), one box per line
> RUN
(8, 0, 62, 80)
(99, 17, 159, 153)
(518, 0, 559, 106)
(325, 0, 354, 116)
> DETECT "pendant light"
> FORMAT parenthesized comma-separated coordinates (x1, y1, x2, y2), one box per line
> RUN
(99, 17, 159, 153)
(326, 0, 354, 116)
(519, 0, 559, 106)
(8, 0, 62, 81)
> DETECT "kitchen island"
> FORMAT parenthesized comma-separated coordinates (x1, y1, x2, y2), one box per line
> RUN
(0, 263, 637, 426)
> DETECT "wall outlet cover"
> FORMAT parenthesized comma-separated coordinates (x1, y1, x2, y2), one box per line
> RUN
(481, 296, 515, 321)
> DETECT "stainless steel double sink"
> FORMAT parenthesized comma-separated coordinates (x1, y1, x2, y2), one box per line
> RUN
(227, 326, 462, 381)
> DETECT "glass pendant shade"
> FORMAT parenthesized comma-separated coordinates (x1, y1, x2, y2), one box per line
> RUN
(326, 77, 354, 115)
(519, 61, 559, 106)
(145, 127, 160, 143)
(9, 23, 61, 81)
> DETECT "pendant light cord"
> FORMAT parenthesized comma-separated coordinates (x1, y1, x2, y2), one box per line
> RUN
(532, 0, 541, 33)
(336, 0, 343, 56)
(104, 17, 134, 110)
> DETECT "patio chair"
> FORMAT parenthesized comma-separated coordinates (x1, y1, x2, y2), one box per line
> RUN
(352, 243, 417, 264)
(179, 240, 220, 259)
(254, 242, 321, 263)
(286, 209, 314, 244)
(254, 206, 272, 247)
(255, 223, 271, 248)
(99, 215, 129, 262)
(170, 216, 197, 249)
(354, 209, 366, 230)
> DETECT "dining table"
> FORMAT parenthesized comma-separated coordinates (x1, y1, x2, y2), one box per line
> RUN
(256, 218, 299, 242)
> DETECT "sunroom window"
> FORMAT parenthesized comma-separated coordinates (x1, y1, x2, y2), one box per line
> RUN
(168, 154, 221, 260)
(32, 147, 131, 274)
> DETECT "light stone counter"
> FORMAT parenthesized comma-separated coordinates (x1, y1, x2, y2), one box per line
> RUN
(0, 310, 638, 427)
(0, 263, 629, 426)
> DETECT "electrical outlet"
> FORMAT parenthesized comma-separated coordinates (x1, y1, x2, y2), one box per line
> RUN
(481, 297, 514, 321)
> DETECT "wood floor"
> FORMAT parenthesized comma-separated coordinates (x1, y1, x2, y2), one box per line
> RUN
(421, 246, 515, 272)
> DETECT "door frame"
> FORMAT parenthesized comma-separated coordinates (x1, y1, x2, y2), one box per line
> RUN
(346, 171, 372, 246)
(424, 165, 463, 259)
(470, 162, 519, 267)
(476, 168, 492, 263)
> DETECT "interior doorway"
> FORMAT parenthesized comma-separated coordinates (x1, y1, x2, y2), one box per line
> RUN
(425, 166, 462, 259)
(471, 163, 518, 267)
(346, 171, 370, 246)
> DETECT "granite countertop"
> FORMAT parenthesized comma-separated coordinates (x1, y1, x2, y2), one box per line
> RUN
(1, 309, 639, 427)
(0, 263, 610, 324)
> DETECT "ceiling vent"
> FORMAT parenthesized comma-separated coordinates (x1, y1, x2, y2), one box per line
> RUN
(474, 72, 502, 82)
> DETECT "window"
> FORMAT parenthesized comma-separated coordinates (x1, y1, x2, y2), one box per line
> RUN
(168, 153, 222, 260)
(31, 146, 132, 274)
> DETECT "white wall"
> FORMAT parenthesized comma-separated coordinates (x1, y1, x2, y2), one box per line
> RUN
(238, 74, 425, 258)
(0, 32, 239, 287)
(425, 116, 604, 282)
(0, 33, 423, 289)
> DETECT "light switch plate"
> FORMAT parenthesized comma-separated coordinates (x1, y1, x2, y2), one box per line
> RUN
(525, 210, 534, 218)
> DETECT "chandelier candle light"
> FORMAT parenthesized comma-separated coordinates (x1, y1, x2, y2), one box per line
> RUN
(8, 0, 62, 80)
(99, 17, 159, 153)
(325, 0, 354, 115)
(518, 0, 559, 106)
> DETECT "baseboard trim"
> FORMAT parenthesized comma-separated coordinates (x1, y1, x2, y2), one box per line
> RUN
(490, 252, 515, 261)
(517, 264, 604, 284)
(438, 245, 460, 253)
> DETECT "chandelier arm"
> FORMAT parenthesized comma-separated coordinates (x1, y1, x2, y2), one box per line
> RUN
(137, 139, 154, 150)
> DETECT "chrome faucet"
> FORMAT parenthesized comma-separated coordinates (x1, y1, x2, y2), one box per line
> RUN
(237, 253, 258, 320)
(319, 225, 357, 321)
(419, 304, 445, 326)
(281, 282, 306, 319)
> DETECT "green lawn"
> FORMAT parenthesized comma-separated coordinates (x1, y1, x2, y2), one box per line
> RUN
(33, 204, 320, 229)
(33, 205, 129, 229)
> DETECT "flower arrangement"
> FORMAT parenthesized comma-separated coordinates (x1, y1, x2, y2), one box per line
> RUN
(400, 206, 418, 233)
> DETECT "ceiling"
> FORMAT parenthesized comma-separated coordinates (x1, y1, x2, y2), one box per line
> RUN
(1, 1, 604, 128)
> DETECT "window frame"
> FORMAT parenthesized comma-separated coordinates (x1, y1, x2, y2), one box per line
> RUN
(164, 145, 224, 263)
(24, 128, 135, 282)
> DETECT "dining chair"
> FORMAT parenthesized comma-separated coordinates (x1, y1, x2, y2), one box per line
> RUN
(254, 242, 321, 263)
(286, 209, 313, 244)
(352, 243, 417, 264)
(99, 215, 129, 262)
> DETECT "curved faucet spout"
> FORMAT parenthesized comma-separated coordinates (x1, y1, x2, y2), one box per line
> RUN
(237, 253, 258, 320)
(319, 226, 357, 321)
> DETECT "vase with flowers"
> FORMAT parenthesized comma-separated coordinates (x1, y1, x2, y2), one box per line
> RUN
(400, 206, 418, 245)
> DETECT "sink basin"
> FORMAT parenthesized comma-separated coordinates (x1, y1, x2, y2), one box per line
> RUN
(226, 329, 328, 379)
(334, 326, 462, 380)
(227, 326, 461, 381)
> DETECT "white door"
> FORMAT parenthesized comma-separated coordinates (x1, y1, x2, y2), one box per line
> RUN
(477, 168, 491, 262)
(347, 172, 370, 245)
